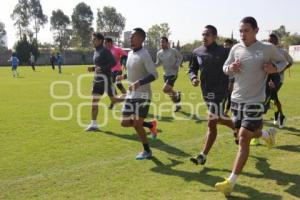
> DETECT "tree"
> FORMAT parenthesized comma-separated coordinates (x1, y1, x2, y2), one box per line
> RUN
(271, 25, 300, 49)
(272, 25, 290, 39)
(146, 23, 171, 51)
(96, 6, 126, 39)
(15, 34, 39, 64)
(176, 40, 181, 51)
(50, 9, 71, 52)
(71, 2, 94, 48)
(181, 40, 202, 53)
(0, 21, 6, 47)
(10, 0, 31, 39)
(29, 0, 48, 41)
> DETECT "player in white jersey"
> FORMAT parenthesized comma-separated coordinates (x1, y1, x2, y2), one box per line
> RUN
(215, 16, 288, 196)
(155, 37, 183, 112)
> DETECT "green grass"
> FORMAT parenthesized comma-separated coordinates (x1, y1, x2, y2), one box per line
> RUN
(0, 64, 300, 200)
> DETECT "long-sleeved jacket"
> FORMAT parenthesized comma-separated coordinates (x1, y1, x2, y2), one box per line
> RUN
(93, 45, 116, 81)
(189, 42, 229, 103)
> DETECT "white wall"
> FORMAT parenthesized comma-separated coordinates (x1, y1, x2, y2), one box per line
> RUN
(289, 45, 300, 62)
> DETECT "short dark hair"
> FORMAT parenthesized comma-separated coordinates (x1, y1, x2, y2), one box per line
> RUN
(93, 32, 104, 40)
(224, 39, 233, 45)
(133, 28, 146, 41)
(104, 37, 113, 43)
(160, 36, 168, 43)
(269, 33, 279, 41)
(205, 25, 218, 36)
(240, 16, 258, 29)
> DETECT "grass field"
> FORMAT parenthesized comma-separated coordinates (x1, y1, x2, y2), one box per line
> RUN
(0, 63, 300, 200)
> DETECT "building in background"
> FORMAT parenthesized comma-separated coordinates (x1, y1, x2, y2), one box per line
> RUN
(289, 45, 300, 62)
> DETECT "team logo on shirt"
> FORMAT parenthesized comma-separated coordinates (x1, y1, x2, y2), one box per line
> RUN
(254, 50, 263, 59)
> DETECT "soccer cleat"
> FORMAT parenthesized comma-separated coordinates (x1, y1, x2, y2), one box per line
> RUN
(274, 111, 279, 125)
(262, 127, 276, 149)
(190, 154, 206, 165)
(215, 178, 234, 197)
(250, 138, 260, 146)
(85, 124, 100, 132)
(136, 150, 152, 160)
(150, 120, 158, 139)
(279, 114, 286, 129)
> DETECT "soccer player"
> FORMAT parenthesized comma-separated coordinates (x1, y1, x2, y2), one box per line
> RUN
(104, 37, 128, 109)
(85, 32, 123, 131)
(50, 53, 56, 70)
(29, 52, 36, 71)
(155, 36, 183, 112)
(8, 52, 19, 77)
(189, 25, 237, 166)
(215, 17, 288, 196)
(56, 52, 63, 74)
(223, 39, 234, 115)
(116, 28, 158, 160)
(223, 39, 234, 49)
(267, 33, 293, 128)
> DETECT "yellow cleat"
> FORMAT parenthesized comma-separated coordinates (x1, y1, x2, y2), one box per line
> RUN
(215, 178, 234, 197)
(262, 127, 276, 149)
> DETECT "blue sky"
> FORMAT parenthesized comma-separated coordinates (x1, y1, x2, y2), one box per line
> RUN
(1, 0, 300, 48)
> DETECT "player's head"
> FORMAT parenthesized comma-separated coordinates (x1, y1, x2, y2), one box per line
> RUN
(268, 33, 279, 46)
(160, 36, 169, 49)
(223, 39, 234, 49)
(104, 37, 113, 49)
(130, 28, 146, 49)
(92, 32, 104, 48)
(202, 25, 217, 47)
(239, 16, 259, 46)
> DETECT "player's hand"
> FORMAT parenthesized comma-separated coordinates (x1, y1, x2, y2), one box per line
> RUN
(192, 78, 200, 87)
(268, 80, 276, 89)
(129, 81, 140, 91)
(95, 66, 102, 74)
(263, 62, 277, 74)
(87, 66, 95, 72)
(229, 59, 241, 73)
(116, 75, 124, 82)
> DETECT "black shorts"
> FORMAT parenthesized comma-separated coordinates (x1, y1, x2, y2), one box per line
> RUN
(231, 102, 264, 132)
(206, 100, 225, 117)
(163, 75, 177, 87)
(122, 99, 151, 118)
(92, 76, 115, 97)
(111, 70, 123, 83)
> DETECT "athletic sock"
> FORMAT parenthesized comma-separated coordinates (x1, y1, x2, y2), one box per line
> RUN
(91, 120, 97, 126)
(228, 173, 238, 186)
(143, 143, 151, 153)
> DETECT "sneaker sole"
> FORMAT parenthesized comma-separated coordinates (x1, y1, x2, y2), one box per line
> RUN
(190, 157, 199, 165)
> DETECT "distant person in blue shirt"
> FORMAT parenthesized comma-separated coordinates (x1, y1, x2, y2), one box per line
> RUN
(56, 52, 63, 74)
(8, 52, 19, 77)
